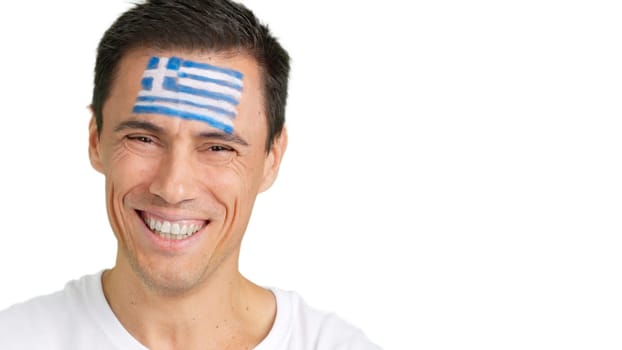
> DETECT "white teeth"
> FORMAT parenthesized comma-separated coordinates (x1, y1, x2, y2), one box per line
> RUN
(142, 214, 204, 240)
(161, 221, 171, 233)
(148, 218, 156, 231)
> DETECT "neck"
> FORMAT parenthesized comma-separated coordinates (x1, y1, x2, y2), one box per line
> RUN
(102, 258, 276, 350)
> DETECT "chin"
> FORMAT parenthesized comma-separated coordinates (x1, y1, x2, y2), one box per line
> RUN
(128, 255, 211, 296)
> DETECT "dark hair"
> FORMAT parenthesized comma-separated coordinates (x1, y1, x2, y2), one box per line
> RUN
(92, 0, 290, 151)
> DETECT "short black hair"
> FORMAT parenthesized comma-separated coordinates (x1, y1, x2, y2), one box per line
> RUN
(92, 0, 290, 151)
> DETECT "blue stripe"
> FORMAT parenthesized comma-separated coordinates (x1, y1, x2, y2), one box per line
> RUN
(132, 105, 233, 134)
(141, 77, 154, 91)
(136, 96, 236, 117)
(178, 72, 243, 91)
(147, 56, 160, 69)
(166, 57, 182, 70)
(163, 77, 239, 106)
(181, 60, 244, 80)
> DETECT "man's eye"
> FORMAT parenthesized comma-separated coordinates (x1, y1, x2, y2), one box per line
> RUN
(122, 134, 163, 157)
(127, 135, 154, 143)
(200, 144, 235, 164)
(208, 145, 233, 152)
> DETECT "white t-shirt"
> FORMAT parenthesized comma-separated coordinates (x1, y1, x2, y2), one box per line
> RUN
(0, 272, 380, 349)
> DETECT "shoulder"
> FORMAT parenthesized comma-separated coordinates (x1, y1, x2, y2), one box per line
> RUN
(0, 284, 73, 339)
(0, 272, 106, 349)
(258, 288, 382, 350)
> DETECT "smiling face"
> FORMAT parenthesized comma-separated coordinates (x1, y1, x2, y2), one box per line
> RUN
(89, 49, 287, 295)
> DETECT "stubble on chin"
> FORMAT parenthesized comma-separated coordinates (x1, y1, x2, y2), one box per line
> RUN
(122, 244, 235, 297)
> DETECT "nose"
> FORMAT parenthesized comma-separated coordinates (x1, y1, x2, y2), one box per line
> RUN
(149, 146, 198, 205)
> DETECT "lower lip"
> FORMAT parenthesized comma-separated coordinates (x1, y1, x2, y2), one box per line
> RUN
(137, 211, 207, 253)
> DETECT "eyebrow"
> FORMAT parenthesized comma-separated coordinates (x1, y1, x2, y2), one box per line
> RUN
(114, 120, 163, 134)
(113, 119, 249, 147)
(199, 131, 249, 147)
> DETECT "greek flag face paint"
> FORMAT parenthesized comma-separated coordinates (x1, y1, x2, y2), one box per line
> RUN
(132, 56, 244, 134)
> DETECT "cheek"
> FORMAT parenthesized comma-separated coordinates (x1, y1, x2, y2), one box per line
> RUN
(198, 161, 261, 203)
(199, 165, 240, 196)
(107, 146, 159, 197)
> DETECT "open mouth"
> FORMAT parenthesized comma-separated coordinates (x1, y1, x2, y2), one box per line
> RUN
(138, 210, 208, 241)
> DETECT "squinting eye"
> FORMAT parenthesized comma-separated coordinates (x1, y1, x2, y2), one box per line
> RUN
(199, 144, 235, 165)
(122, 134, 162, 157)
(127, 135, 154, 143)
(209, 145, 233, 152)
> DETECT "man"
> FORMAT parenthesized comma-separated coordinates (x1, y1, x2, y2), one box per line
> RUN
(0, 0, 380, 349)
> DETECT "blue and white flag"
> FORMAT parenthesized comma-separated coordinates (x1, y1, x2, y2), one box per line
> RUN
(132, 56, 244, 134)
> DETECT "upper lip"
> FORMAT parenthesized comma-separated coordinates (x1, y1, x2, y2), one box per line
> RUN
(136, 209, 209, 223)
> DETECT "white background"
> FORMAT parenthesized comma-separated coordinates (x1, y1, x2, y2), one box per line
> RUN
(1, 1, 621, 349)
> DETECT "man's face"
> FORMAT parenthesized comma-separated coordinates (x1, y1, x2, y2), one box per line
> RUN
(89, 49, 286, 295)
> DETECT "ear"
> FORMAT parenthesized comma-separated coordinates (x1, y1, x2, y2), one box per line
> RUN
(259, 126, 288, 193)
(88, 108, 104, 174)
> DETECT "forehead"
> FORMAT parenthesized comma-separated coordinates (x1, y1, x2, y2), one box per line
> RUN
(104, 48, 264, 136)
